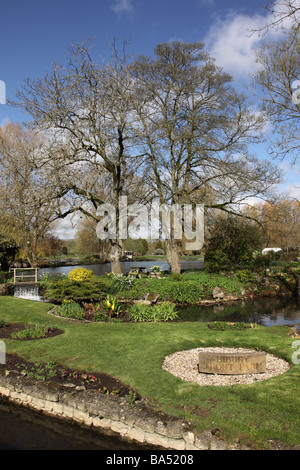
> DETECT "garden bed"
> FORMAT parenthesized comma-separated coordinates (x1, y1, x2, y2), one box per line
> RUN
(0, 353, 141, 400)
(0, 323, 64, 340)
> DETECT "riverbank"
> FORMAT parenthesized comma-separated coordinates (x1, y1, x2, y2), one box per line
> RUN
(0, 368, 235, 450)
(1, 345, 291, 450)
(37, 262, 299, 306)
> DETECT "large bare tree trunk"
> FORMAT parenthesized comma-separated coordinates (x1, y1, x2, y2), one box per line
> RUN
(166, 239, 181, 273)
(109, 242, 122, 274)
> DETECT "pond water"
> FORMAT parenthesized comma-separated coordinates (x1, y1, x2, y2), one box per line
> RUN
(0, 398, 157, 450)
(38, 259, 204, 277)
(176, 296, 300, 328)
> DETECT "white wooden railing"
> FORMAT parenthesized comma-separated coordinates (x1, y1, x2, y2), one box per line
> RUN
(10, 268, 38, 284)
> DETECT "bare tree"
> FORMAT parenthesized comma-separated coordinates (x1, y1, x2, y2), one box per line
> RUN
(12, 40, 142, 273)
(253, 28, 300, 171)
(254, 0, 300, 35)
(0, 122, 59, 266)
(131, 41, 281, 272)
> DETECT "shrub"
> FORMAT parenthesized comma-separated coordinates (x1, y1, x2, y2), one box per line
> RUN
(150, 265, 163, 273)
(128, 303, 153, 322)
(103, 295, 122, 317)
(234, 269, 254, 284)
(119, 278, 205, 303)
(0, 271, 8, 284)
(182, 272, 240, 293)
(56, 300, 85, 320)
(11, 323, 54, 339)
(128, 302, 178, 322)
(252, 255, 271, 268)
(116, 273, 242, 303)
(45, 277, 110, 301)
(82, 302, 108, 321)
(151, 302, 178, 322)
(93, 311, 107, 322)
(128, 278, 204, 303)
(68, 268, 94, 281)
(204, 250, 231, 273)
(108, 273, 135, 293)
(170, 273, 182, 282)
(167, 281, 204, 303)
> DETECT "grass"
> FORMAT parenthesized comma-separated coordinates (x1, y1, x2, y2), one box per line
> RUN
(0, 295, 300, 449)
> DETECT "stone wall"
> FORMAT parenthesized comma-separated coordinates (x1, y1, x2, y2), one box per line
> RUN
(0, 371, 249, 450)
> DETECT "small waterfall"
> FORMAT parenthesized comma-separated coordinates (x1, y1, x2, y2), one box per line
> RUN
(14, 284, 42, 302)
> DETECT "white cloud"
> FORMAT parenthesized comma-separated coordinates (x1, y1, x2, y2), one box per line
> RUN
(110, 0, 134, 15)
(204, 13, 268, 79)
(203, 3, 292, 80)
(54, 214, 79, 240)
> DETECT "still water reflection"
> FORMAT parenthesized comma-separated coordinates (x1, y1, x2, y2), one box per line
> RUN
(38, 260, 204, 277)
(0, 399, 157, 450)
(177, 296, 300, 327)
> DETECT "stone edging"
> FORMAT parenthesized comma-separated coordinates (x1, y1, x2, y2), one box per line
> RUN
(0, 372, 251, 450)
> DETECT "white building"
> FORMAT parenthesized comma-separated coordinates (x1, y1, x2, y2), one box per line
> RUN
(262, 248, 282, 255)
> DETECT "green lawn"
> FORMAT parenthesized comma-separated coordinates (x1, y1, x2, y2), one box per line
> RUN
(1, 296, 300, 449)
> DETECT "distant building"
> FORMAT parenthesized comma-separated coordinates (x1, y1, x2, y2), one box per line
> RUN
(124, 251, 133, 260)
(262, 247, 282, 255)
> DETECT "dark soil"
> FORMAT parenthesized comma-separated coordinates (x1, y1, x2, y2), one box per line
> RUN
(0, 323, 140, 399)
(0, 323, 64, 340)
(0, 353, 141, 399)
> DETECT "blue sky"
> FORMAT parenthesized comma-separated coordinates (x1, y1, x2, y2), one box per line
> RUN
(0, 0, 299, 207)
(0, 0, 273, 120)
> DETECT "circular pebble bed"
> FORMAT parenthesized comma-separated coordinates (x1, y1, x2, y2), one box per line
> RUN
(162, 347, 290, 386)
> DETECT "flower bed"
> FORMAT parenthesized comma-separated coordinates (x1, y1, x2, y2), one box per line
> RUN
(0, 353, 139, 398)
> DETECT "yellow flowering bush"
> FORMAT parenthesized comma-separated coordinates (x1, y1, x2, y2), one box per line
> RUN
(151, 265, 163, 273)
(67, 267, 94, 282)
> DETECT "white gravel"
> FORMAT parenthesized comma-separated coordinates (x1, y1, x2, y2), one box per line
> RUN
(162, 347, 290, 386)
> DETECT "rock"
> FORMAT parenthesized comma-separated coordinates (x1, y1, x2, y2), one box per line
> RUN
(133, 300, 151, 305)
(143, 293, 160, 304)
(288, 327, 298, 336)
(212, 287, 225, 299)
